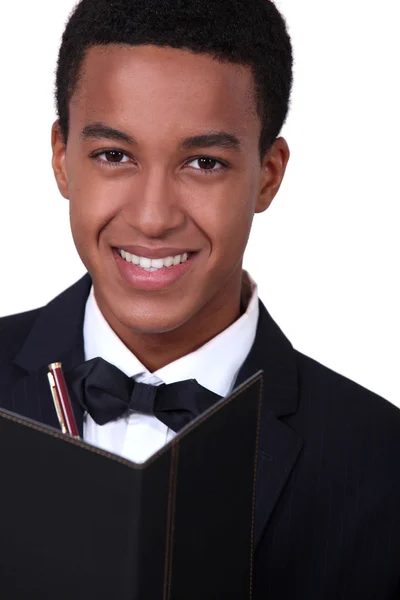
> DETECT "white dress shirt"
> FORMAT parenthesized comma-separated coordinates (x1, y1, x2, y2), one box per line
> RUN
(83, 273, 259, 463)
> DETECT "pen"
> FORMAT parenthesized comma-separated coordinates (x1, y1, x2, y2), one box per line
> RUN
(47, 362, 80, 438)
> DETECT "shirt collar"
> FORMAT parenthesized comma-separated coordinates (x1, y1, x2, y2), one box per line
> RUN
(83, 271, 259, 398)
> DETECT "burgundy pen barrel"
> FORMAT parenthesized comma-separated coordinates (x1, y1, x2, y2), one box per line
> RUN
(49, 363, 80, 438)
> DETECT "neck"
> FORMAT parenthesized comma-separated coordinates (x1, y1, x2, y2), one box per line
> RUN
(134, 295, 242, 372)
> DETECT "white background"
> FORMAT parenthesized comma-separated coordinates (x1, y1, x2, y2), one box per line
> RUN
(0, 0, 398, 406)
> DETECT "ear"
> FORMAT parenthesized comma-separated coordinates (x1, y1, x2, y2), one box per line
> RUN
(255, 137, 290, 214)
(51, 121, 69, 199)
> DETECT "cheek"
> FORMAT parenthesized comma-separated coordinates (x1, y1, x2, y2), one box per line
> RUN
(218, 208, 254, 263)
(68, 171, 124, 246)
(66, 148, 125, 236)
(194, 181, 256, 262)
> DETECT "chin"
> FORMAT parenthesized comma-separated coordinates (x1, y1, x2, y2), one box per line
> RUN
(97, 276, 209, 337)
(110, 295, 195, 334)
(120, 312, 190, 335)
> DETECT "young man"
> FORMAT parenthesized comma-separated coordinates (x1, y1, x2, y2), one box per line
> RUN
(1, 0, 399, 597)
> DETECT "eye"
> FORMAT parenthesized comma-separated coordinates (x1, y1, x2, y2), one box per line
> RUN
(186, 157, 225, 172)
(93, 150, 131, 165)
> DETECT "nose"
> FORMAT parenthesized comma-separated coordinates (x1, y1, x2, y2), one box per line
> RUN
(122, 167, 186, 238)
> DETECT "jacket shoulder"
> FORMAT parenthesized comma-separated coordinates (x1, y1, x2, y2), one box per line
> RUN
(0, 308, 41, 363)
(294, 349, 400, 432)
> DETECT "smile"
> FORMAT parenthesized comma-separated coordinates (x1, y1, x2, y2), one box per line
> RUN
(117, 249, 191, 272)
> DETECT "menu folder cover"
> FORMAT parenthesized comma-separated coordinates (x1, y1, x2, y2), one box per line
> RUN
(0, 371, 263, 600)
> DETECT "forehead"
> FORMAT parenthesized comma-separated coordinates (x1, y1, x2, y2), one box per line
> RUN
(69, 44, 260, 142)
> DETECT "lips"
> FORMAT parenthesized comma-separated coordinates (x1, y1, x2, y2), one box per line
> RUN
(113, 247, 198, 291)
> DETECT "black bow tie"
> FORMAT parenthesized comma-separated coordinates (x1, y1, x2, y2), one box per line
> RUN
(66, 357, 222, 433)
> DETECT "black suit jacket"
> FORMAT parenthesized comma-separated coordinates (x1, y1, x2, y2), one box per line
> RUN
(1, 275, 399, 599)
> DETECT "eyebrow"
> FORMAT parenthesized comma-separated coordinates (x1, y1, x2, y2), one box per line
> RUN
(81, 123, 136, 145)
(180, 132, 242, 152)
(80, 122, 242, 152)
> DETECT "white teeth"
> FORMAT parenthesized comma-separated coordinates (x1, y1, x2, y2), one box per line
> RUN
(151, 258, 165, 269)
(139, 257, 152, 269)
(118, 249, 191, 270)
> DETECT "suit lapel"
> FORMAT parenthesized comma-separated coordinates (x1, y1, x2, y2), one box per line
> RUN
(10, 275, 92, 436)
(235, 302, 304, 546)
(253, 409, 303, 546)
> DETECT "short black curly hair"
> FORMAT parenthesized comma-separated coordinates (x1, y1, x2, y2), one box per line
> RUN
(56, 0, 293, 157)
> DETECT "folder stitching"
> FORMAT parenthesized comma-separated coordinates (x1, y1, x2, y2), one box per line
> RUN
(0, 373, 263, 472)
(167, 372, 264, 450)
(1, 374, 262, 597)
(0, 411, 140, 468)
(162, 373, 263, 599)
(163, 443, 180, 600)
(249, 376, 263, 599)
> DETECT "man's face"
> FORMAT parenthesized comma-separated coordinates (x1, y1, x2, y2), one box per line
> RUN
(53, 45, 288, 336)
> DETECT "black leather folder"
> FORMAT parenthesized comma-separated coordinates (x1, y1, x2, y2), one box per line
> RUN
(0, 372, 263, 600)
